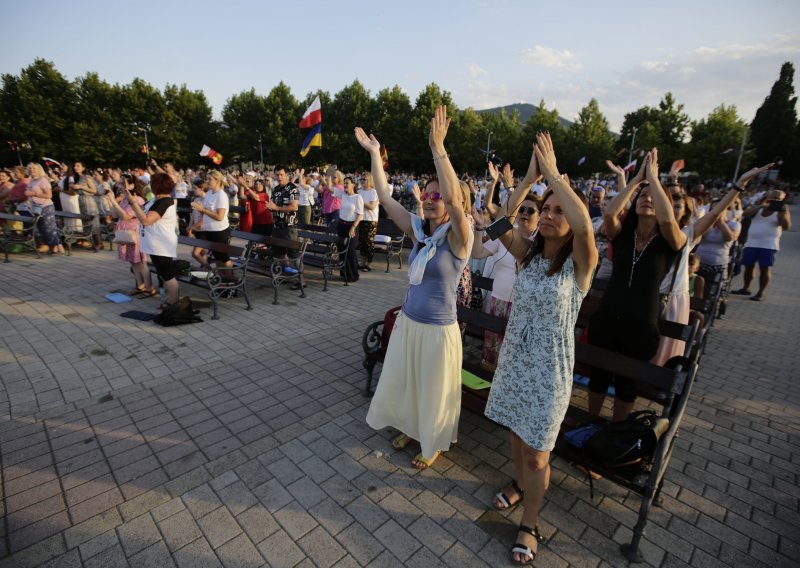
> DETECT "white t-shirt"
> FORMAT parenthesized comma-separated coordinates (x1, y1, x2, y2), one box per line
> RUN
(358, 188, 379, 222)
(660, 224, 697, 294)
(174, 181, 189, 199)
(203, 189, 230, 232)
(482, 239, 517, 302)
(745, 211, 783, 251)
(298, 183, 315, 206)
(336, 191, 364, 222)
(531, 182, 547, 197)
(140, 197, 177, 258)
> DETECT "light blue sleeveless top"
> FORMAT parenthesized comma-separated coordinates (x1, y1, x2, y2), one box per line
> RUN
(402, 234, 468, 326)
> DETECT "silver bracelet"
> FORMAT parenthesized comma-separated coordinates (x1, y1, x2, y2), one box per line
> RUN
(549, 174, 566, 184)
(433, 152, 449, 161)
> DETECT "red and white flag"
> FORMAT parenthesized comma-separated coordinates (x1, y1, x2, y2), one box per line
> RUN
(200, 144, 223, 165)
(299, 96, 322, 129)
(623, 159, 637, 173)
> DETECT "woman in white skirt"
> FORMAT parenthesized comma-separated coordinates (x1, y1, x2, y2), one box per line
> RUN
(355, 106, 472, 469)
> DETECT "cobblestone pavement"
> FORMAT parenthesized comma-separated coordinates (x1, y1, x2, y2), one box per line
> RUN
(0, 219, 798, 568)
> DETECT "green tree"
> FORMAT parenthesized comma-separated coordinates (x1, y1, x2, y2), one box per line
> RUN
(71, 72, 120, 164)
(371, 85, 413, 171)
(654, 92, 690, 165)
(327, 79, 374, 170)
(520, 99, 568, 169)
(448, 107, 485, 174)
(567, 98, 615, 174)
(163, 84, 215, 166)
(0, 58, 75, 164)
(686, 104, 748, 179)
(409, 83, 455, 173)
(221, 89, 269, 165)
(750, 62, 798, 178)
(262, 82, 300, 166)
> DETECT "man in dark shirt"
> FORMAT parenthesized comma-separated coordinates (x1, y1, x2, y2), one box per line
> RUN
(267, 166, 299, 258)
(588, 185, 605, 219)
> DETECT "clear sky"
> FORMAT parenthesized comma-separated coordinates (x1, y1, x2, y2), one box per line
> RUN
(3, 0, 799, 131)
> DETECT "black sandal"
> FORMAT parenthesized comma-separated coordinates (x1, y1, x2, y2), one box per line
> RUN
(494, 480, 524, 510)
(511, 524, 544, 566)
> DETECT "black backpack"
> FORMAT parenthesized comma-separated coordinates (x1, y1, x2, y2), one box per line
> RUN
(154, 296, 202, 326)
(583, 410, 670, 468)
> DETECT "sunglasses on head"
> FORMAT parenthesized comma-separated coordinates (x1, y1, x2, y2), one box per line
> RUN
(518, 206, 537, 215)
(421, 191, 442, 202)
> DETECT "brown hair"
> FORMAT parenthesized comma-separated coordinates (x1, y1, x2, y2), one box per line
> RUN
(150, 172, 175, 196)
(521, 188, 589, 276)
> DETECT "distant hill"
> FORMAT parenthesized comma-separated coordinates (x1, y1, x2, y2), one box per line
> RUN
(475, 103, 574, 129)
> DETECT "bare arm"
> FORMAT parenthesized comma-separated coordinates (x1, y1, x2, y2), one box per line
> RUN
(778, 208, 791, 231)
(603, 158, 647, 241)
(646, 149, 686, 251)
(125, 191, 162, 227)
(483, 162, 500, 218)
(354, 127, 413, 236)
(535, 132, 598, 290)
(498, 140, 541, 259)
(428, 106, 470, 259)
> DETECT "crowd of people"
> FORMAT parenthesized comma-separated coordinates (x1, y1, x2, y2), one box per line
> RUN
(0, 105, 792, 565)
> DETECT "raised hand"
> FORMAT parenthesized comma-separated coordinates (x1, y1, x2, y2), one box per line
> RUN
(428, 105, 451, 152)
(631, 153, 649, 184)
(645, 148, 659, 182)
(502, 163, 515, 188)
(669, 159, 684, 178)
(534, 132, 560, 181)
(411, 182, 421, 203)
(487, 161, 499, 183)
(605, 160, 626, 177)
(354, 127, 381, 154)
(737, 163, 774, 187)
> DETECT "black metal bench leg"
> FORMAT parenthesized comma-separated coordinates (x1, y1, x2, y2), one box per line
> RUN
(243, 285, 252, 311)
(363, 361, 376, 396)
(620, 485, 655, 563)
(210, 291, 219, 320)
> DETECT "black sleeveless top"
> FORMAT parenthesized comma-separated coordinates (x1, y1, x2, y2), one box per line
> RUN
(593, 221, 680, 327)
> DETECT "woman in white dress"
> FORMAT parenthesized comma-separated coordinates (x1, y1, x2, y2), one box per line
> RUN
(484, 133, 597, 565)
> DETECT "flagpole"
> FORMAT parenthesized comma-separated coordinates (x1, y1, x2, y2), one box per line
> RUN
(626, 126, 637, 182)
(484, 131, 493, 179)
(732, 127, 748, 182)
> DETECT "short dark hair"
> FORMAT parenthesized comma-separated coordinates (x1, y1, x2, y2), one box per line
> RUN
(274, 166, 288, 174)
(150, 172, 175, 196)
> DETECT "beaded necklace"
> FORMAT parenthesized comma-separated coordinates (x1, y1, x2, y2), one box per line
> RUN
(628, 228, 657, 287)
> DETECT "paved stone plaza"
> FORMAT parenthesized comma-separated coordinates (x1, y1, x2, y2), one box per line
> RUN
(0, 217, 798, 568)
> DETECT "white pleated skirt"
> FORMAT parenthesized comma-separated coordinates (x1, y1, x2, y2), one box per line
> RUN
(366, 312, 462, 460)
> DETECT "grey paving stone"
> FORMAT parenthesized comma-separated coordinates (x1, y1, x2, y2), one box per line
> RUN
(345, 494, 390, 532)
(235, 505, 280, 544)
(253, 478, 293, 513)
(38, 548, 82, 568)
(198, 506, 242, 549)
(273, 501, 319, 540)
(83, 543, 128, 568)
(335, 522, 385, 566)
(408, 515, 458, 557)
(183, 483, 223, 519)
(78, 529, 120, 561)
(158, 509, 203, 552)
(173, 536, 222, 568)
(257, 529, 306, 568)
(308, 497, 355, 537)
(116, 512, 161, 556)
(297, 526, 346, 568)
(128, 540, 176, 568)
(214, 533, 265, 568)
(287, 475, 329, 510)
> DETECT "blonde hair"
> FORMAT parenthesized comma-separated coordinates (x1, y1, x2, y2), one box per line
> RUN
(364, 173, 375, 189)
(458, 180, 471, 215)
(208, 170, 225, 188)
(27, 162, 45, 179)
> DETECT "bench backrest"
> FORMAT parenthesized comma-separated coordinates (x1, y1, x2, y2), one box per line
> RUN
(230, 229, 307, 254)
(0, 213, 37, 224)
(55, 211, 94, 222)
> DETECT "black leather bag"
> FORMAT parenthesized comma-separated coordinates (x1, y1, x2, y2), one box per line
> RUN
(584, 410, 669, 468)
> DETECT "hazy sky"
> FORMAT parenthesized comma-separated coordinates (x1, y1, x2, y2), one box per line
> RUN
(4, 0, 799, 131)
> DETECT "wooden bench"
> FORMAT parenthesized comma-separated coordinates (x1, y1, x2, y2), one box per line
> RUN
(361, 276, 699, 563)
(0, 212, 40, 262)
(149, 236, 251, 320)
(296, 228, 348, 289)
(230, 229, 308, 304)
(55, 211, 98, 254)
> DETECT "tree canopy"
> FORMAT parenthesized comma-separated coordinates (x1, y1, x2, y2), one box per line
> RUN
(1, 58, 797, 180)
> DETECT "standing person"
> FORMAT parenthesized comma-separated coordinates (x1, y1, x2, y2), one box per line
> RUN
(358, 173, 379, 271)
(191, 170, 231, 271)
(469, 193, 539, 369)
(92, 169, 112, 224)
(335, 176, 364, 282)
(356, 106, 473, 469)
(70, 162, 102, 249)
(238, 173, 274, 235)
(733, 188, 792, 301)
(0, 168, 13, 213)
(483, 134, 597, 565)
(186, 181, 205, 238)
(295, 169, 316, 226)
(126, 173, 180, 307)
(16, 163, 65, 255)
(266, 166, 299, 259)
(58, 164, 84, 234)
(104, 174, 154, 296)
(320, 169, 342, 225)
(587, 150, 685, 422)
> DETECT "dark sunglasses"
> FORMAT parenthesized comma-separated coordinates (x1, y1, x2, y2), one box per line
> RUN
(421, 191, 442, 202)
(518, 206, 537, 215)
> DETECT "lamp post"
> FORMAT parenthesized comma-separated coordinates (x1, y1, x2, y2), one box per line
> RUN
(484, 130, 493, 178)
(626, 126, 638, 182)
(732, 127, 748, 182)
(256, 131, 264, 165)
